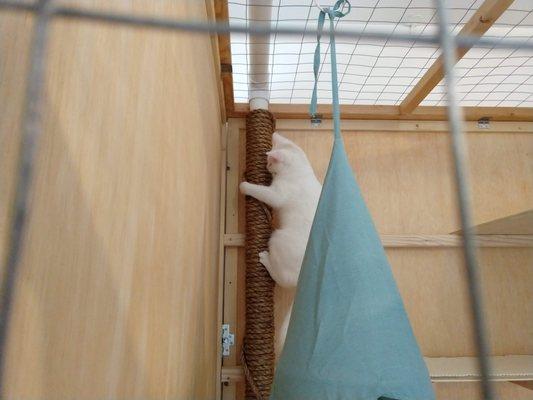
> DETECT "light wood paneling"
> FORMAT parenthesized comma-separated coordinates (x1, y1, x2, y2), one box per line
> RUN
(230, 118, 532, 400)
(270, 125, 533, 234)
(389, 248, 533, 357)
(1, 1, 222, 399)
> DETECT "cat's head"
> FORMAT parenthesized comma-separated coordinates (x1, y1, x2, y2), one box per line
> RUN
(266, 132, 309, 175)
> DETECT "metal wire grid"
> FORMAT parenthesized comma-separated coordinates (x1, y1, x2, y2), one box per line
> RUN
(230, 0, 533, 106)
(2, 0, 533, 399)
(425, 2, 533, 107)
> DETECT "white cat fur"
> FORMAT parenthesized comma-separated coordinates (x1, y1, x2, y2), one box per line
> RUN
(239, 133, 321, 352)
(240, 132, 321, 287)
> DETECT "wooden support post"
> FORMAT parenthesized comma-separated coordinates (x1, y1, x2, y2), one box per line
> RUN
(222, 121, 242, 400)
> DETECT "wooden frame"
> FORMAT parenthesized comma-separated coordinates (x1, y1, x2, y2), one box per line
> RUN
(427, 356, 533, 383)
(399, 0, 515, 114)
(206, 0, 227, 122)
(224, 233, 533, 248)
(229, 117, 533, 133)
(216, 121, 228, 400)
(213, 0, 533, 122)
(221, 119, 243, 400)
(214, 0, 235, 117)
(230, 104, 533, 122)
(222, 355, 533, 384)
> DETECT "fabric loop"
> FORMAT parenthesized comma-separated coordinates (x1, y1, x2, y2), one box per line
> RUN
(309, 0, 350, 140)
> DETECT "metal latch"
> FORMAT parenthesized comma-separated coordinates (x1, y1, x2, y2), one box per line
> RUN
(310, 113, 323, 127)
(222, 324, 235, 356)
(477, 117, 490, 129)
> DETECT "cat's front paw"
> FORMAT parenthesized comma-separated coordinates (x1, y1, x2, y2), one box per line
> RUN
(239, 181, 252, 195)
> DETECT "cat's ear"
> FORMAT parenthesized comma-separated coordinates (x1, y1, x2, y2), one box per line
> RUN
(272, 132, 294, 148)
(266, 150, 284, 164)
(272, 132, 282, 146)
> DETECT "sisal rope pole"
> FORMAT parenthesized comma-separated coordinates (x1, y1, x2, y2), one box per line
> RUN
(242, 109, 276, 399)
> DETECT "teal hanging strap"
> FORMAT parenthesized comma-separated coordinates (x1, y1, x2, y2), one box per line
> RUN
(309, 0, 351, 140)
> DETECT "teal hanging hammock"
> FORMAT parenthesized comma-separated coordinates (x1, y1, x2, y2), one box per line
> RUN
(270, 2, 435, 399)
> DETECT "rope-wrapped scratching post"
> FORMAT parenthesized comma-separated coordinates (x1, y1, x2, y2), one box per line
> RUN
(243, 109, 276, 399)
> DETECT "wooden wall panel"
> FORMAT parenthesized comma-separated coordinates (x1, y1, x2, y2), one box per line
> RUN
(1, 2, 222, 399)
(231, 118, 532, 399)
(275, 127, 533, 234)
(389, 248, 533, 357)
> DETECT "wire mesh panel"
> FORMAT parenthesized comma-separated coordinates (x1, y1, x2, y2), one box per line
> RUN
(228, 0, 533, 106)
(424, 0, 533, 106)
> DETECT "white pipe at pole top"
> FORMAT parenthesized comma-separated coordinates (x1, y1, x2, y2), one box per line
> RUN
(248, 0, 273, 111)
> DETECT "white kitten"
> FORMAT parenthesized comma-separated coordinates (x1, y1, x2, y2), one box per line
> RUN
(240, 132, 321, 287)
(240, 133, 321, 351)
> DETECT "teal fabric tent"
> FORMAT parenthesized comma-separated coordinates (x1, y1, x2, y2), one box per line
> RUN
(270, 2, 435, 399)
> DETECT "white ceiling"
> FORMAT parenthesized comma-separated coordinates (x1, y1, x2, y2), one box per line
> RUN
(228, 0, 533, 107)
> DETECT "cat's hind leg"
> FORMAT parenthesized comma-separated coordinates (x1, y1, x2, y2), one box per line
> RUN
(266, 230, 300, 288)
(259, 250, 276, 281)
(259, 250, 286, 287)
(259, 250, 271, 269)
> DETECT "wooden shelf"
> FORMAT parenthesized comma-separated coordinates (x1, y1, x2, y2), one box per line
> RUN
(221, 355, 533, 384)
(427, 355, 533, 383)
(456, 210, 533, 235)
(224, 233, 533, 248)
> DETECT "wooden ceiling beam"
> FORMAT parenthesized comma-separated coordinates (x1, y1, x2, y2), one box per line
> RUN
(399, 0, 515, 115)
(214, 0, 235, 116)
(231, 103, 533, 122)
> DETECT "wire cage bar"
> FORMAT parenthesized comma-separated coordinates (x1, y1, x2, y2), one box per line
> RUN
(1, 0, 533, 50)
(434, 0, 494, 398)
